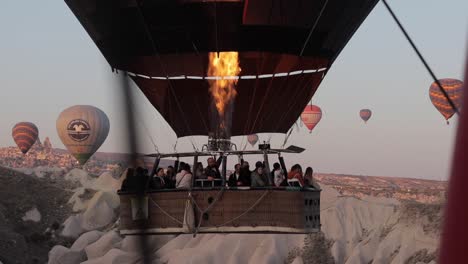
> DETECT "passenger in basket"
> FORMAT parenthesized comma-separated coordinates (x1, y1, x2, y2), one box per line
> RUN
(152, 168, 166, 189)
(120, 168, 135, 191)
(165, 166, 176, 189)
(251, 161, 269, 187)
(240, 161, 251, 186)
(304, 167, 314, 187)
(175, 163, 193, 189)
(288, 164, 305, 187)
(194, 162, 206, 179)
(205, 157, 221, 180)
(134, 167, 150, 193)
(228, 163, 249, 187)
(178, 162, 186, 173)
(272, 162, 286, 187)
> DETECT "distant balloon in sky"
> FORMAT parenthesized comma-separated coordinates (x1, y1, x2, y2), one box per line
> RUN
(429, 78, 463, 124)
(360, 109, 372, 123)
(247, 134, 259, 146)
(301, 105, 322, 132)
(56, 105, 110, 165)
(12, 122, 39, 154)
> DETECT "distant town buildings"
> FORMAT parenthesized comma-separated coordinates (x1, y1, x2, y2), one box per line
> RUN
(0, 137, 124, 176)
(0, 138, 447, 203)
(315, 173, 446, 204)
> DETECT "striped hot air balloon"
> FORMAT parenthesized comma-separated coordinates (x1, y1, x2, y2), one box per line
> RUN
(57, 105, 110, 165)
(247, 134, 259, 146)
(12, 122, 39, 154)
(301, 105, 322, 132)
(360, 109, 372, 123)
(429, 78, 463, 124)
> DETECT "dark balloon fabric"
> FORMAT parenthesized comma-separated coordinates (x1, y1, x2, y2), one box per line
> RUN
(12, 122, 39, 154)
(131, 55, 326, 137)
(65, 0, 379, 137)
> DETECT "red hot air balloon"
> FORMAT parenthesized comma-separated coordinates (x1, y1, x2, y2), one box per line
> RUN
(12, 122, 39, 154)
(301, 105, 322, 132)
(247, 134, 259, 146)
(360, 109, 372, 123)
(429, 78, 463, 124)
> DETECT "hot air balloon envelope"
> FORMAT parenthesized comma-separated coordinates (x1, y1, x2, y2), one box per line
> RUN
(65, 0, 379, 137)
(360, 109, 372, 123)
(12, 122, 39, 154)
(301, 105, 322, 132)
(429, 78, 463, 122)
(57, 105, 110, 165)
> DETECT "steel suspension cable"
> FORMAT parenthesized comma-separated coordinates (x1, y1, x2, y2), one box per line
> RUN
(299, 0, 329, 56)
(247, 0, 328, 136)
(381, 0, 459, 115)
(282, 126, 295, 148)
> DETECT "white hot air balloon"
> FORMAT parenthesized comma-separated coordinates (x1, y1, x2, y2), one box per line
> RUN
(57, 105, 110, 165)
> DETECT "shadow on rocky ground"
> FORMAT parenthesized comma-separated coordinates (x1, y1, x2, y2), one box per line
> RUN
(0, 166, 74, 264)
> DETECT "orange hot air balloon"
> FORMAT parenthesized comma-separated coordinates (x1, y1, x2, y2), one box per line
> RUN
(301, 105, 322, 132)
(360, 109, 372, 123)
(429, 78, 463, 124)
(12, 122, 39, 154)
(247, 134, 259, 146)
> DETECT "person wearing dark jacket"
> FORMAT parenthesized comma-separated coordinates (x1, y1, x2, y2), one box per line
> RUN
(164, 166, 176, 189)
(152, 168, 166, 189)
(239, 161, 251, 186)
(204, 157, 221, 180)
(228, 163, 249, 187)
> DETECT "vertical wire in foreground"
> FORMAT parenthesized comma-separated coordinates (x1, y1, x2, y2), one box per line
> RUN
(118, 73, 152, 264)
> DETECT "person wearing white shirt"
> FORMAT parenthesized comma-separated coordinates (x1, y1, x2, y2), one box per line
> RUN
(175, 163, 193, 189)
(272, 162, 285, 187)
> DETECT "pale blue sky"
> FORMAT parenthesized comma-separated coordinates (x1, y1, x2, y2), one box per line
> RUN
(0, 0, 466, 180)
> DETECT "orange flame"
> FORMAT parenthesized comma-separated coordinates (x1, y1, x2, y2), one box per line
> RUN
(207, 52, 241, 118)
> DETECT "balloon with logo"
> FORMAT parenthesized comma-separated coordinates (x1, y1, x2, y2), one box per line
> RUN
(57, 105, 110, 165)
(247, 134, 259, 147)
(429, 78, 463, 124)
(360, 109, 372, 123)
(12, 122, 39, 154)
(301, 105, 322, 132)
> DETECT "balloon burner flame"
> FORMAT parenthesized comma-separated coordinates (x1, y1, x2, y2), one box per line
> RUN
(207, 52, 241, 140)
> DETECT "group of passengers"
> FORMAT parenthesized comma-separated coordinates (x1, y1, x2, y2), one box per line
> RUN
(121, 157, 317, 191)
(227, 161, 316, 188)
(156, 157, 316, 189)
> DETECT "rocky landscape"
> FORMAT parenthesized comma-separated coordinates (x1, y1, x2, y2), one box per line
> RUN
(314, 173, 446, 204)
(0, 163, 444, 264)
(0, 140, 446, 264)
(0, 167, 73, 264)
